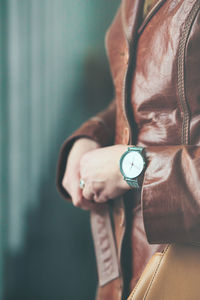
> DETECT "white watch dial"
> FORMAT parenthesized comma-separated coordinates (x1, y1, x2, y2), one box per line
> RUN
(122, 151, 144, 178)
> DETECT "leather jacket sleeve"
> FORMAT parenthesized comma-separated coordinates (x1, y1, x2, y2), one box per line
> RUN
(56, 100, 116, 199)
(142, 145, 200, 245)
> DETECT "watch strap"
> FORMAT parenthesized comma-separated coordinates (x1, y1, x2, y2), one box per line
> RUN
(126, 178, 140, 188)
(128, 146, 144, 152)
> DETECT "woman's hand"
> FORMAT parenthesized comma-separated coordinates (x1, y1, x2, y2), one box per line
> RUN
(62, 138, 100, 210)
(80, 145, 131, 203)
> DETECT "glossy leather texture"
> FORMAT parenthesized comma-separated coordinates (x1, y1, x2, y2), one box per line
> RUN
(127, 244, 200, 300)
(56, 0, 200, 299)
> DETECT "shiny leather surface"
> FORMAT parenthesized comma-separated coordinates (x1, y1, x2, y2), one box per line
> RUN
(57, 0, 200, 299)
(127, 244, 200, 300)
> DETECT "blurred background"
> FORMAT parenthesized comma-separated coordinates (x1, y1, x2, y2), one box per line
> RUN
(0, 0, 119, 299)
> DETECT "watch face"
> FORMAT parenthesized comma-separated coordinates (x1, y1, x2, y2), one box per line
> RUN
(121, 151, 144, 179)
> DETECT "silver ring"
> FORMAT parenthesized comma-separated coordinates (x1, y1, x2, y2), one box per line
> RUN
(79, 179, 85, 190)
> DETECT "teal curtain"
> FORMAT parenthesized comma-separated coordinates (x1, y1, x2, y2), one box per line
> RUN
(1, 1, 8, 298)
(0, 0, 119, 299)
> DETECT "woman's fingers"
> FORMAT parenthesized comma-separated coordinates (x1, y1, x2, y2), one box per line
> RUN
(62, 171, 101, 210)
(69, 175, 91, 210)
(61, 138, 101, 210)
(63, 173, 96, 210)
(82, 182, 95, 201)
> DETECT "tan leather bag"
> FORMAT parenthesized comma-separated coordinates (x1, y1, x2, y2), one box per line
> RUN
(127, 244, 200, 300)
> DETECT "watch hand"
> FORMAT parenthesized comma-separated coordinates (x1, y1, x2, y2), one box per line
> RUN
(132, 162, 140, 171)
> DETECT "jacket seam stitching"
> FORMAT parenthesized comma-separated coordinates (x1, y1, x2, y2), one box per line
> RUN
(128, 254, 163, 299)
(143, 244, 171, 299)
(129, 246, 170, 300)
(177, 1, 200, 145)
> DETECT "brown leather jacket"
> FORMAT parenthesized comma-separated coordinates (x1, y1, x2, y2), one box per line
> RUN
(57, 0, 200, 299)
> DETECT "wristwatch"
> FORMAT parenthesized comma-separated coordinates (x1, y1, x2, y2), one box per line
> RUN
(119, 146, 146, 188)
